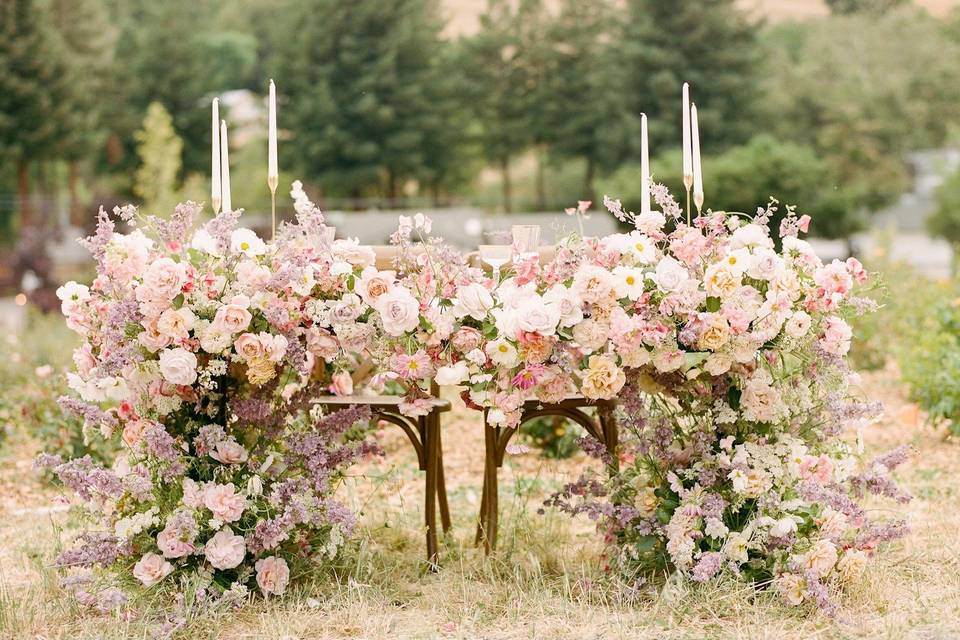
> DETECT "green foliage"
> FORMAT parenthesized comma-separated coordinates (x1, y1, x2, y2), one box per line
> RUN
(519, 417, 582, 459)
(900, 296, 960, 436)
(929, 166, 960, 273)
(763, 8, 960, 212)
(133, 102, 184, 214)
(279, 0, 466, 200)
(0, 311, 113, 467)
(623, 0, 764, 150)
(825, 0, 909, 15)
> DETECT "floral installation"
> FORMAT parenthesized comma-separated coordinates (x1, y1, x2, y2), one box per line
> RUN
(41, 190, 385, 613)
(540, 191, 910, 614)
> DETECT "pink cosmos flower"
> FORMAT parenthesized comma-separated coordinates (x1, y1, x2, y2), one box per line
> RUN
(511, 364, 547, 390)
(394, 350, 433, 380)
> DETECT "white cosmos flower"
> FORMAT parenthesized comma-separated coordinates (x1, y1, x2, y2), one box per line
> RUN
(612, 265, 646, 300)
(485, 338, 519, 368)
(230, 228, 267, 257)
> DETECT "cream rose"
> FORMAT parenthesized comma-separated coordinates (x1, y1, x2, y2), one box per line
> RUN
(804, 539, 838, 576)
(453, 282, 494, 321)
(580, 355, 626, 400)
(572, 319, 609, 351)
(158, 347, 198, 386)
(156, 307, 196, 341)
(212, 296, 253, 334)
(204, 529, 246, 570)
(210, 440, 249, 465)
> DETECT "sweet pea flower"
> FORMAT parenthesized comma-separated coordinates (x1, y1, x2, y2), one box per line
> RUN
(329, 371, 354, 396)
(435, 361, 469, 386)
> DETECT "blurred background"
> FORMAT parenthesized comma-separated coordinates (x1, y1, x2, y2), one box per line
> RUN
(3, 0, 960, 310)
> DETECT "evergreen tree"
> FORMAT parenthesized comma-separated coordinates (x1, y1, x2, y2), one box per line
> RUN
(541, 0, 638, 204)
(279, 0, 458, 205)
(133, 103, 184, 214)
(623, 0, 763, 151)
(459, 0, 542, 212)
(0, 0, 75, 229)
(49, 0, 114, 223)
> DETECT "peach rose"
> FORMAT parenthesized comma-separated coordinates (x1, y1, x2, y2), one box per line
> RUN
(211, 296, 253, 334)
(804, 539, 838, 576)
(572, 319, 609, 351)
(234, 332, 264, 361)
(203, 529, 246, 570)
(133, 552, 173, 587)
(203, 483, 245, 523)
(255, 556, 290, 596)
(306, 328, 340, 360)
(122, 419, 150, 446)
(450, 327, 484, 353)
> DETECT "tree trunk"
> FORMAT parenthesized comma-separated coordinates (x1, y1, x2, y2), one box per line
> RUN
(68, 160, 81, 226)
(500, 156, 513, 214)
(17, 159, 31, 229)
(535, 145, 547, 211)
(584, 157, 596, 206)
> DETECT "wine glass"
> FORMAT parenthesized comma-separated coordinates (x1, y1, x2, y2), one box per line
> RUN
(511, 224, 541, 261)
(323, 226, 336, 244)
(478, 244, 512, 285)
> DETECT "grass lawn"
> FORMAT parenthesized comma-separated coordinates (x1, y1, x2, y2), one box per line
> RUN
(1, 353, 957, 639)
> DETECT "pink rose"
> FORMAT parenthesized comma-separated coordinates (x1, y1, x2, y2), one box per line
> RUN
(450, 327, 484, 353)
(212, 295, 253, 334)
(255, 556, 290, 596)
(140, 258, 185, 301)
(158, 347, 198, 386)
(157, 527, 195, 559)
(210, 440, 249, 465)
(203, 529, 246, 570)
(133, 553, 173, 587)
(122, 419, 150, 446)
(261, 333, 288, 362)
(138, 317, 173, 353)
(203, 483, 246, 522)
(329, 371, 354, 396)
(73, 344, 97, 375)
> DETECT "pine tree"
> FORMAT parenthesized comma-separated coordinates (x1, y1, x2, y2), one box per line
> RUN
(133, 103, 184, 214)
(459, 0, 542, 212)
(0, 0, 75, 229)
(49, 0, 114, 223)
(541, 0, 638, 204)
(279, 0, 457, 205)
(623, 0, 763, 152)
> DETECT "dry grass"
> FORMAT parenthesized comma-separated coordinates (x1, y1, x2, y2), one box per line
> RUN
(1, 365, 958, 639)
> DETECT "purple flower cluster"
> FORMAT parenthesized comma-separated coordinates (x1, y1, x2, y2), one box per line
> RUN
(56, 531, 131, 568)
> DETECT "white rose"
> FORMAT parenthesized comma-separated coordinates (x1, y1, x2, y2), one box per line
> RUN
(435, 362, 470, 386)
(158, 347, 198, 386)
(453, 282, 494, 321)
(652, 256, 688, 293)
(543, 284, 583, 328)
(514, 297, 561, 336)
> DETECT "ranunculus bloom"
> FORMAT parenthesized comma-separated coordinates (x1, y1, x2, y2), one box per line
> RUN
(203, 483, 246, 522)
(255, 556, 290, 596)
(204, 529, 246, 570)
(329, 371, 354, 396)
(133, 552, 173, 587)
(158, 347, 198, 386)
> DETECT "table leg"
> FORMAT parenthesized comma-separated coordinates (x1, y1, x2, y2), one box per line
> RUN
(435, 417, 451, 532)
(424, 416, 440, 570)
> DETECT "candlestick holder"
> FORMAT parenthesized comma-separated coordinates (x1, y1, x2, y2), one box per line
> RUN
(683, 174, 693, 226)
(212, 197, 222, 217)
(268, 175, 279, 240)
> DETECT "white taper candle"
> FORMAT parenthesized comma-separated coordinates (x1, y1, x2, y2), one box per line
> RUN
(640, 113, 651, 214)
(682, 82, 692, 188)
(691, 103, 703, 212)
(211, 98, 221, 214)
(220, 120, 232, 213)
(268, 80, 278, 191)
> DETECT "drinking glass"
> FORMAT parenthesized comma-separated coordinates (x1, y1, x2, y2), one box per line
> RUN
(511, 224, 541, 261)
(478, 244, 512, 284)
(323, 226, 336, 244)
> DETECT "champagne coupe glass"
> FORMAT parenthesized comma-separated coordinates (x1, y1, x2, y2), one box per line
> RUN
(323, 226, 336, 244)
(478, 244, 512, 285)
(511, 224, 541, 262)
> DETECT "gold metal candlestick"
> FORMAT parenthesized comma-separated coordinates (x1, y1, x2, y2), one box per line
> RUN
(268, 175, 278, 240)
(694, 191, 704, 217)
(683, 174, 693, 225)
